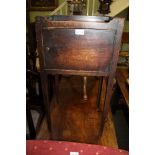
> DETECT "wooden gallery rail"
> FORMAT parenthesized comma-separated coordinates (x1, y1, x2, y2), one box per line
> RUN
(35, 15, 124, 139)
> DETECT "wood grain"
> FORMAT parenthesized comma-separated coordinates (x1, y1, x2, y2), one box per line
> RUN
(35, 15, 124, 140)
(43, 29, 114, 71)
(36, 76, 118, 148)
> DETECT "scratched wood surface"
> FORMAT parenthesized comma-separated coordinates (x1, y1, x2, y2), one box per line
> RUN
(36, 76, 118, 148)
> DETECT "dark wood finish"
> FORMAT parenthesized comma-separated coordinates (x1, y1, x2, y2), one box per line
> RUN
(116, 67, 129, 107)
(43, 29, 114, 71)
(26, 9, 44, 139)
(26, 22, 37, 71)
(97, 77, 104, 109)
(26, 69, 45, 139)
(26, 107, 36, 139)
(36, 76, 118, 148)
(35, 15, 124, 139)
(40, 71, 52, 132)
(111, 67, 129, 126)
(122, 32, 129, 44)
(53, 75, 60, 105)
